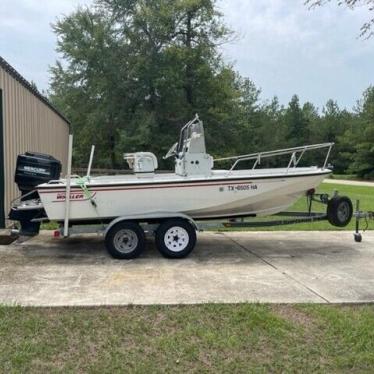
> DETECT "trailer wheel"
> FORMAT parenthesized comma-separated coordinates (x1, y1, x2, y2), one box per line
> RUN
(327, 196, 353, 227)
(105, 221, 145, 259)
(155, 219, 197, 258)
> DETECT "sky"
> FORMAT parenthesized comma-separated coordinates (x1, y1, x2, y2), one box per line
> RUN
(0, 0, 373, 110)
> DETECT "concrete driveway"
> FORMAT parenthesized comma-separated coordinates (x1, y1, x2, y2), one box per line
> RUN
(0, 230, 373, 306)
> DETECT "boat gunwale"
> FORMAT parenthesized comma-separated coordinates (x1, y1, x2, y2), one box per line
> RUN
(37, 170, 332, 192)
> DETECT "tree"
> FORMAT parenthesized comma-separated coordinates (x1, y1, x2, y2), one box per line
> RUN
(314, 100, 353, 172)
(50, 8, 133, 168)
(284, 95, 310, 146)
(305, 0, 374, 38)
(348, 86, 374, 178)
(49, 0, 254, 168)
(49, 0, 373, 179)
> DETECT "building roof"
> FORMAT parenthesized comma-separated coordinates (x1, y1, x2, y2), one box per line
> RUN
(0, 56, 71, 126)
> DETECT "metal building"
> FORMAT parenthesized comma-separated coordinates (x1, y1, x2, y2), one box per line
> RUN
(0, 56, 70, 227)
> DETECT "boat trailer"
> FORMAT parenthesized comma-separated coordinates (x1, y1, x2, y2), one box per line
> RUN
(222, 195, 374, 244)
(50, 188, 352, 237)
(8, 188, 370, 259)
(216, 190, 348, 229)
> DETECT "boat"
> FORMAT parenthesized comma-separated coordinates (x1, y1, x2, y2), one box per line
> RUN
(9, 114, 352, 259)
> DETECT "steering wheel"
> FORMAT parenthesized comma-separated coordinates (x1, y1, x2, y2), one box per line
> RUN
(163, 142, 178, 160)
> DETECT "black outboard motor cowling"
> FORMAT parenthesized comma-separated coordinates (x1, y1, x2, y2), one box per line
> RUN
(10, 152, 62, 235)
(15, 152, 62, 196)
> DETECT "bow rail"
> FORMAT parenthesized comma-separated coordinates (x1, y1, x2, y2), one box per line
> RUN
(214, 143, 334, 172)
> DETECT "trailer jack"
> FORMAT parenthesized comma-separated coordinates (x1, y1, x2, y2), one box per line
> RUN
(353, 200, 374, 242)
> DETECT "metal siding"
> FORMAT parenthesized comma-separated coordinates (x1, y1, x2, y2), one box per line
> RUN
(0, 65, 69, 226)
(0, 89, 4, 227)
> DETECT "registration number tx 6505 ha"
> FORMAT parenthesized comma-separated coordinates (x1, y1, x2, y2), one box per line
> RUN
(227, 184, 257, 191)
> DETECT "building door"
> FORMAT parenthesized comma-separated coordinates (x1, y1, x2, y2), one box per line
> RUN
(0, 89, 4, 228)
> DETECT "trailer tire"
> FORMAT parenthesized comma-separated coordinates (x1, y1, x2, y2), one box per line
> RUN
(105, 221, 145, 259)
(327, 196, 353, 227)
(155, 219, 197, 258)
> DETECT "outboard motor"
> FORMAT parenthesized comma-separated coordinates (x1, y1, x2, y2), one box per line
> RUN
(10, 152, 62, 235)
(15, 152, 61, 197)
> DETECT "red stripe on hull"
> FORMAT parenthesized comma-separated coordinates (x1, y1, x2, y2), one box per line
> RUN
(38, 180, 255, 194)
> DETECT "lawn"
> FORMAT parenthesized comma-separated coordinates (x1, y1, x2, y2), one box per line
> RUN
(0, 304, 373, 372)
(329, 174, 360, 181)
(218, 182, 374, 231)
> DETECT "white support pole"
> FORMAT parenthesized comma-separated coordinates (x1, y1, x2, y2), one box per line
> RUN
(86, 145, 95, 178)
(63, 134, 73, 238)
(323, 144, 333, 169)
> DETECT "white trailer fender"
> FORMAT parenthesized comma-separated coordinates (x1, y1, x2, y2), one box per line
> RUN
(104, 212, 198, 237)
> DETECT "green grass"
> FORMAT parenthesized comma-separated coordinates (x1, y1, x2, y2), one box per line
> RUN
(329, 174, 359, 181)
(40, 221, 59, 230)
(218, 182, 374, 231)
(0, 304, 373, 372)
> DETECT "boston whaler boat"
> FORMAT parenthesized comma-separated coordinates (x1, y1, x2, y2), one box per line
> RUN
(9, 115, 353, 259)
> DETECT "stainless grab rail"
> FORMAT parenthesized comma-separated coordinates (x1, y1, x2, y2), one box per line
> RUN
(214, 143, 334, 172)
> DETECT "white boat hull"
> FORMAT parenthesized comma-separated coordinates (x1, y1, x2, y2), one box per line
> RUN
(37, 168, 330, 221)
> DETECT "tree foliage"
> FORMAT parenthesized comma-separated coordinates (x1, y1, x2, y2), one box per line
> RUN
(348, 87, 374, 178)
(50, 0, 248, 168)
(50, 0, 374, 179)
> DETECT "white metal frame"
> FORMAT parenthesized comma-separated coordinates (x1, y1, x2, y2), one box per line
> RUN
(163, 113, 201, 160)
(57, 211, 199, 238)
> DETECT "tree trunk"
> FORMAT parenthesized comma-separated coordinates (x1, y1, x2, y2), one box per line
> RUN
(108, 116, 116, 169)
(109, 133, 116, 169)
(185, 11, 193, 106)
